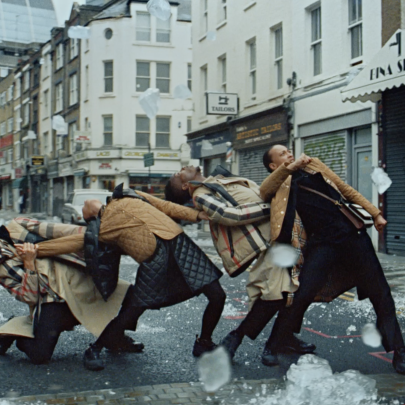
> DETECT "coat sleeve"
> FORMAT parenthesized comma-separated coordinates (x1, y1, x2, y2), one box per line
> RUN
(314, 158, 382, 219)
(0, 263, 39, 306)
(36, 234, 85, 258)
(260, 163, 294, 202)
(193, 192, 270, 226)
(137, 191, 200, 223)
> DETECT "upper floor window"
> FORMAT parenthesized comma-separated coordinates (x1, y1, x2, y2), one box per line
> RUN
(156, 63, 170, 93)
(7, 85, 13, 102)
(103, 115, 113, 146)
(23, 71, 30, 91)
(187, 63, 192, 91)
(156, 17, 171, 43)
(43, 89, 49, 115)
(7, 117, 13, 133)
(311, 7, 322, 76)
(55, 82, 63, 112)
(135, 115, 149, 147)
(136, 62, 150, 92)
(274, 26, 283, 89)
(23, 102, 29, 125)
(0, 122, 5, 136)
(56, 43, 64, 70)
(156, 116, 170, 148)
(136, 62, 170, 94)
(69, 74, 78, 106)
(70, 38, 79, 59)
(219, 0, 227, 22)
(104, 61, 113, 93)
(43, 54, 49, 78)
(202, 0, 208, 34)
(349, 0, 362, 59)
(248, 39, 257, 95)
(136, 12, 151, 41)
(15, 79, 21, 99)
(219, 56, 226, 93)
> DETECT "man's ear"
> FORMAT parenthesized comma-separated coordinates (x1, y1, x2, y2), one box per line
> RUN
(269, 162, 277, 171)
(181, 182, 190, 191)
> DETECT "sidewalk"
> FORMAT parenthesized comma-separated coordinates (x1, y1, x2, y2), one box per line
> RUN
(8, 374, 405, 404)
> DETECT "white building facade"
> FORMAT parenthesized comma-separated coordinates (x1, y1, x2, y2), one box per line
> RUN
(190, 0, 382, 247)
(78, 0, 193, 197)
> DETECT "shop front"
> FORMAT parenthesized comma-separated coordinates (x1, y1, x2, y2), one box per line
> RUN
(187, 126, 231, 176)
(341, 29, 405, 255)
(232, 107, 288, 184)
(128, 173, 170, 199)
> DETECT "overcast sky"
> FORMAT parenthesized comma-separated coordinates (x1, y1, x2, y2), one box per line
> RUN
(52, 0, 87, 27)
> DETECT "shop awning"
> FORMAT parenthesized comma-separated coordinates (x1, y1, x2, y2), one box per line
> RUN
(342, 30, 405, 103)
(12, 177, 27, 189)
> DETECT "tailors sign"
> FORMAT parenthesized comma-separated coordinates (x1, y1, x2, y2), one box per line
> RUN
(206, 93, 238, 115)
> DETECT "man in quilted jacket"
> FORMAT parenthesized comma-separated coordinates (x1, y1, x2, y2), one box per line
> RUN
(35, 188, 225, 371)
(165, 166, 316, 364)
(259, 144, 405, 374)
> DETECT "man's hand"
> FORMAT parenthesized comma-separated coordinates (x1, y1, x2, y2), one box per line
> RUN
(15, 242, 38, 270)
(287, 153, 312, 171)
(374, 214, 387, 232)
(198, 211, 209, 221)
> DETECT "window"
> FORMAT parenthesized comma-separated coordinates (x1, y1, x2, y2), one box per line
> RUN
(85, 65, 89, 100)
(156, 117, 170, 148)
(349, 0, 362, 59)
(69, 74, 78, 105)
(43, 131, 49, 155)
(23, 102, 29, 125)
(105, 28, 113, 40)
(136, 116, 149, 147)
(0, 122, 5, 136)
(156, 17, 171, 43)
(156, 63, 170, 93)
(56, 43, 64, 70)
(311, 7, 322, 76)
(43, 54, 49, 78)
(202, 0, 208, 34)
(187, 117, 192, 133)
(103, 115, 113, 146)
(33, 96, 38, 123)
(8, 149, 13, 163)
(136, 12, 151, 41)
(0, 92, 5, 106)
(136, 62, 150, 92)
(187, 63, 192, 91)
(15, 79, 21, 99)
(249, 39, 257, 95)
(43, 89, 49, 114)
(7, 85, 13, 102)
(104, 61, 113, 93)
(274, 27, 283, 89)
(7, 118, 13, 133)
(23, 71, 30, 91)
(201, 65, 207, 97)
(67, 122, 77, 154)
(55, 82, 63, 112)
(219, 56, 226, 92)
(220, 0, 227, 22)
(15, 108, 21, 131)
(70, 38, 78, 59)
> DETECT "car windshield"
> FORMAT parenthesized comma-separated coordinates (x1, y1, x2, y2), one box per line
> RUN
(73, 194, 109, 206)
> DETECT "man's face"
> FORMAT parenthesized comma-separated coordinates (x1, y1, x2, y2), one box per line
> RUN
(170, 166, 201, 192)
(269, 145, 294, 170)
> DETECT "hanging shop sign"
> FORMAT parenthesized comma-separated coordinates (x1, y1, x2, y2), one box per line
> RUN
(206, 93, 238, 115)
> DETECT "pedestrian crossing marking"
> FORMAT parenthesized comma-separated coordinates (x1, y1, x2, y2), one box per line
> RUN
(338, 292, 354, 301)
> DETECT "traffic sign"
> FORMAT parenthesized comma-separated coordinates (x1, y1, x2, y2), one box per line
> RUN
(143, 152, 154, 167)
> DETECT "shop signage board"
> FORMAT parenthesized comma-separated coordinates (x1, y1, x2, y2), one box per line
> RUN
(206, 93, 238, 115)
(143, 152, 154, 167)
(31, 155, 44, 166)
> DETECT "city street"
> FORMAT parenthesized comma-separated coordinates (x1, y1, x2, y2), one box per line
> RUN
(0, 217, 404, 402)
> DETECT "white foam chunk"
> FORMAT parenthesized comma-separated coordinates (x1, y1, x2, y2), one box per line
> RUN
(52, 115, 68, 135)
(68, 26, 91, 39)
(139, 88, 161, 119)
(361, 323, 382, 348)
(206, 31, 217, 41)
(265, 244, 299, 268)
(173, 84, 192, 99)
(346, 325, 357, 335)
(197, 346, 231, 392)
(370, 167, 392, 195)
(146, 0, 171, 21)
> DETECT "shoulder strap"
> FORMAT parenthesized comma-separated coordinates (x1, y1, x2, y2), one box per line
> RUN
(298, 185, 342, 206)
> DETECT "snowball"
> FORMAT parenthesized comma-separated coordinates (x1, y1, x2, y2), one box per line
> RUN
(265, 244, 299, 268)
(370, 167, 392, 195)
(52, 115, 67, 135)
(146, 0, 171, 21)
(173, 84, 192, 99)
(361, 323, 382, 348)
(68, 26, 90, 39)
(139, 88, 160, 119)
(206, 31, 217, 41)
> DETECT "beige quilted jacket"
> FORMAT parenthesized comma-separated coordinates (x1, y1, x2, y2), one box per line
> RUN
(260, 158, 381, 242)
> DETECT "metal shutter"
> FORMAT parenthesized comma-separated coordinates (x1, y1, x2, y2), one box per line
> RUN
(384, 87, 405, 255)
(303, 132, 347, 182)
(238, 145, 278, 185)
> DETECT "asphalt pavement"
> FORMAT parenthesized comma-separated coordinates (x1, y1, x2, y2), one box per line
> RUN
(0, 210, 405, 404)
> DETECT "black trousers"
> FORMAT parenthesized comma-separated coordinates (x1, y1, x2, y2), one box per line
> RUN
(16, 302, 79, 364)
(269, 230, 404, 352)
(96, 279, 226, 349)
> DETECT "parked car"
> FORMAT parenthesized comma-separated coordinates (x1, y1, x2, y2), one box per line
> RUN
(61, 189, 112, 225)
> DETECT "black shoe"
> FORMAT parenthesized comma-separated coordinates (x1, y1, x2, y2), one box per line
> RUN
(106, 335, 144, 353)
(393, 347, 405, 374)
(0, 335, 15, 355)
(261, 347, 279, 367)
(83, 344, 104, 371)
(192, 335, 217, 357)
(275, 335, 316, 354)
(220, 330, 243, 359)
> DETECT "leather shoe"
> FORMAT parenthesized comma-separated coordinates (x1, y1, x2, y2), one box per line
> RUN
(261, 347, 279, 367)
(192, 335, 217, 357)
(393, 347, 405, 374)
(0, 335, 15, 355)
(106, 335, 144, 353)
(275, 335, 316, 354)
(83, 344, 104, 371)
(221, 330, 243, 359)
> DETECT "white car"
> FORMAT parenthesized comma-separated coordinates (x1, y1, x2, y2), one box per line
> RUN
(61, 189, 112, 225)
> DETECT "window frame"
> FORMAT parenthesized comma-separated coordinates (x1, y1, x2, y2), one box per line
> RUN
(248, 39, 257, 96)
(310, 7, 322, 76)
(135, 115, 150, 147)
(55, 82, 63, 113)
(156, 62, 170, 94)
(104, 60, 114, 93)
(70, 38, 79, 60)
(156, 116, 170, 148)
(136, 61, 151, 92)
(348, 0, 363, 60)
(187, 63, 192, 91)
(103, 115, 113, 146)
(156, 17, 171, 43)
(136, 11, 151, 42)
(274, 26, 283, 90)
(56, 43, 64, 70)
(219, 55, 227, 93)
(69, 74, 78, 106)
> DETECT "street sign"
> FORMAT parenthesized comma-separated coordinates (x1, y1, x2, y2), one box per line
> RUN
(143, 152, 154, 167)
(206, 92, 238, 115)
(31, 155, 44, 166)
(74, 130, 91, 144)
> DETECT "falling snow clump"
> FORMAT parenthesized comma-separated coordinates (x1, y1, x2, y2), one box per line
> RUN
(265, 244, 299, 268)
(147, 0, 171, 21)
(139, 88, 161, 119)
(361, 323, 382, 348)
